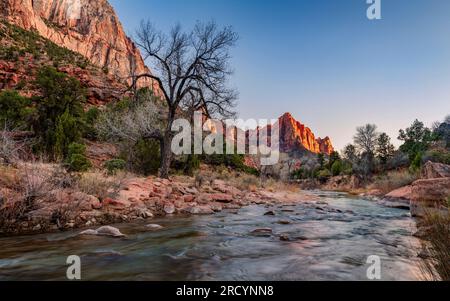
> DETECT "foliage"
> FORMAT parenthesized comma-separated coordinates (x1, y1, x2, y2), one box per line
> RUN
(125, 138, 161, 176)
(104, 159, 127, 175)
(331, 160, 343, 176)
(409, 152, 423, 172)
(376, 132, 395, 166)
(66, 143, 91, 172)
(83, 107, 100, 139)
(32, 67, 85, 158)
(398, 119, 433, 162)
(0, 90, 33, 128)
(54, 110, 81, 159)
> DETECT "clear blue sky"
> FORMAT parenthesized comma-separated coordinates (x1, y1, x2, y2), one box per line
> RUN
(110, 0, 450, 150)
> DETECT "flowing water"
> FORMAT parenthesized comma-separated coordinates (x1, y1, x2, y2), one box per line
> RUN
(0, 191, 423, 281)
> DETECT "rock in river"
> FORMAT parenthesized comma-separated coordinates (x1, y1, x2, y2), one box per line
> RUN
(80, 226, 125, 238)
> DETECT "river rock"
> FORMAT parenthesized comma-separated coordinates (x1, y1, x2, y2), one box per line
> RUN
(164, 203, 176, 215)
(278, 220, 291, 225)
(183, 206, 214, 215)
(264, 211, 275, 216)
(80, 226, 125, 237)
(146, 224, 164, 230)
(250, 228, 273, 236)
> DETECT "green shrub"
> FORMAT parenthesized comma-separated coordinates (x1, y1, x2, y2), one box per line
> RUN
(125, 139, 161, 176)
(67, 153, 91, 172)
(83, 107, 100, 139)
(0, 90, 33, 128)
(32, 67, 85, 158)
(317, 169, 332, 180)
(54, 110, 81, 158)
(409, 152, 423, 172)
(331, 160, 343, 176)
(66, 143, 91, 172)
(104, 159, 126, 175)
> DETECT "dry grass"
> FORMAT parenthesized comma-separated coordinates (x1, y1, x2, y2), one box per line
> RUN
(370, 169, 419, 194)
(77, 170, 127, 200)
(419, 208, 450, 281)
(262, 178, 300, 193)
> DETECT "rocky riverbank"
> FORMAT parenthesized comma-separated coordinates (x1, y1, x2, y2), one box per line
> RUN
(0, 163, 318, 236)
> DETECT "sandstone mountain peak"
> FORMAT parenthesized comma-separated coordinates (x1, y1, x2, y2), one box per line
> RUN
(0, 0, 158, 91)
(278, 112, 334, 155)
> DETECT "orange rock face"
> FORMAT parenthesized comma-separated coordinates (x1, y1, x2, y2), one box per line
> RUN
(278, 113, 334, 155)
(0, 0, 159, 92)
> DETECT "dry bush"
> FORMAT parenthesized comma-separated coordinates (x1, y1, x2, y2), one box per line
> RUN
(0, 164, 20, 189)
(77, 170, 127, 200)
(370, 169, 419, 194)
(194, 170, 216, 188)
(419, 209, 450, 281)
(0, 160, 61, 232)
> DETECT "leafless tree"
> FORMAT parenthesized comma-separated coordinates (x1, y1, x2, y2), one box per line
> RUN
(353, 124, 379, 155)
(132, 20, 239, 178)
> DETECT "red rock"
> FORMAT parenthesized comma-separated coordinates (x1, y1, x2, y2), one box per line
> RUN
(183, 195, 195, 203)
(209, 193, 234, 203)
(0, 0, 162, 94)
(103, 198, 129, 208)
(421, 161, 450, 179)
(251, 113, 334, 155)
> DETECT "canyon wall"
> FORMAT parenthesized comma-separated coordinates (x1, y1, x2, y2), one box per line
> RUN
(0, 0, 159, 91)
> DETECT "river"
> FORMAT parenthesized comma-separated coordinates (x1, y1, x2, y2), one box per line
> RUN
(0, 191, 423, 280)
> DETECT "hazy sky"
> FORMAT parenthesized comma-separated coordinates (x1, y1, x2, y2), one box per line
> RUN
(110, 0, 450, 150)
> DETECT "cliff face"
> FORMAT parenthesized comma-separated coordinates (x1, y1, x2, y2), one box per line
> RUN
(278, 113, 334, 155)
(0, 0, 158, 91)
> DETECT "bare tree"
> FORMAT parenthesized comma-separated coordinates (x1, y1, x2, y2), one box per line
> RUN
(132, 20, 238, 178)
(353, 124, 379, 155)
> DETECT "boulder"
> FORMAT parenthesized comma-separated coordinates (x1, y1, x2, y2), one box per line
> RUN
(411, 178, 450, 203)
(421, 161, 450, 179)
(384, 186, 413, 202)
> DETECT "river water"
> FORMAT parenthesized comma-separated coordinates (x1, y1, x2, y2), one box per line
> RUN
(0, 191, 423, 281)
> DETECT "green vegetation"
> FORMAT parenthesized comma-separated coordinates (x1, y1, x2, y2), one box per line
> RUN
(291, 116, 450, 182)
(32, 66, 86, 158)
(398, 119, 433, 162)
(0, 20, 89, 68)
(104, 159, 127, 175)
(66, 143, 91, 172)
(126, 138, 161, 176)
(0, 90, 34, 128)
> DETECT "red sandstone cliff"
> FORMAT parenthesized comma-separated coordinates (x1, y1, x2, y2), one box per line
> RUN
(278, 113, 334, 155)
(0, 0, 159, 92)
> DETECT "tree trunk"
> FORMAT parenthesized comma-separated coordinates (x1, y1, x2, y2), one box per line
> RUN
(159, 112, 175, 179)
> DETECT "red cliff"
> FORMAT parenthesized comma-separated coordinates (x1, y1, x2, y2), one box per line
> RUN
(278, 113, 334, 155)
(0, 0, 159, 92)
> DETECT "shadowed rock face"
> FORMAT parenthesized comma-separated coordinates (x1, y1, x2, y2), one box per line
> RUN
(0, 0, 159, 92)
(278, 113, 334, 155)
